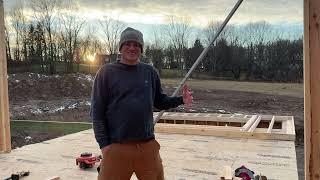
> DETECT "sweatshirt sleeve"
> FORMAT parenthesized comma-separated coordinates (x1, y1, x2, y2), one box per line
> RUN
(90, 67, 110, 149)
(153, 69, 184, 110)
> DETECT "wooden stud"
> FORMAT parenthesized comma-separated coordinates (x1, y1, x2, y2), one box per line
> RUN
(220, 166, 232, 180)
(241, 115, 258, 131)
(291, 116, 296, 135)
(286, 116, 295, 135)
(46, 177, 60, 180)
(304, 0, 320, 178)
(248, 115, 262, 132)
(0, 0, 11, 153)
(233, 178, 242, 180)
(267, 116, 276, 133)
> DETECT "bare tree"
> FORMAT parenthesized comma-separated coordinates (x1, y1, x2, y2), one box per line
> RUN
(203, 20, 230, 74)
(4, 26, 11, 61)
(31, 0, 61, 74)
(163, 15, 192, 70)
(59, 0, 86, 72)
(242, 21, 273, 45)
(99, 17, 126, 62)
(79, 25, 104, 64)
(78, 25, 95, 63)
(10, 3, 28, 61)
(151, 25, 166, 49)
(203, 20, 236, 46)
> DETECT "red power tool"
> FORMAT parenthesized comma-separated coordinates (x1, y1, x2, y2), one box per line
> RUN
(76, 152, 102, 169)
(234, 165, 255, 180)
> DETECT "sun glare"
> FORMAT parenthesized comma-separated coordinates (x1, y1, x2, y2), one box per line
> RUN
(87, 53, 96, 62)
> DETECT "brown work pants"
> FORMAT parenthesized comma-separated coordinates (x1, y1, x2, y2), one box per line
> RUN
(98, 139, 164, 180)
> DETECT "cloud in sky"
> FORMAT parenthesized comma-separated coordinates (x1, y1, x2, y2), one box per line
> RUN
(76, 0, 303, 26)
(4, 0, 303, 27)
(3, 0, 302, 45)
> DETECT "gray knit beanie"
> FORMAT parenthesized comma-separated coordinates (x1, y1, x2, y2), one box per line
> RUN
(119, 27, 144, 53)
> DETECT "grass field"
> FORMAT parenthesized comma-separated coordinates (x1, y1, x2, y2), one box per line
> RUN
(11, 121, 92, 135)
(162, 78, 303, 98)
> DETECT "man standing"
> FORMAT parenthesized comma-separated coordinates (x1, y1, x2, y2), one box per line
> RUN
(91, 27, 193, 180)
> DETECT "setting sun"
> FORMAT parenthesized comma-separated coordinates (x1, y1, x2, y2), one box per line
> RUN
(87, 53, 96, 62)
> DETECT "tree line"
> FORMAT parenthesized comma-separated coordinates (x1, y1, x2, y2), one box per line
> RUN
(145, 37, 302, 82)
(144, 20, 302, 82)
(5, 0, 303, 82)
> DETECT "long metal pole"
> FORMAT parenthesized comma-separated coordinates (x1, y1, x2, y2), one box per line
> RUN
(154, 0, 244, 124)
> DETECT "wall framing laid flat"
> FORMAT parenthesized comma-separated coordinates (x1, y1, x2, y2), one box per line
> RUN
(154, 112, 295, 141)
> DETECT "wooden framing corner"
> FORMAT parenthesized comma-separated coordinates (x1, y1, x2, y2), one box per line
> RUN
(0, 0, 11, 153)
(304, 0, 320, 178)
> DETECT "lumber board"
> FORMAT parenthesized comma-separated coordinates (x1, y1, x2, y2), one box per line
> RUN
(46, 177, 60, 180)
(155, 115, 249, 123)
(304, 0, 320, 178)
(220, 166, 232, 180)
(267, 116, 276, 133)
(248, 115, 262, 132)
(153, 112, 291, 122)
(0, 1, 11, 153)
(155, 124, 295, 141)
(286, 116, 295, 135)
(291, 116, 296, 135)
(159, 116, 249, 123)
(304, 0, 311, 178)
(241, 115, 258, 131)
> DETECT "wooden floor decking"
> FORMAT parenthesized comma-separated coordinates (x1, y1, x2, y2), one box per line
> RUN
(0, 113, 298, 179)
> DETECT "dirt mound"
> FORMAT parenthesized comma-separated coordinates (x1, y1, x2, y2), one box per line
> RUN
(8, 73, 94, 102)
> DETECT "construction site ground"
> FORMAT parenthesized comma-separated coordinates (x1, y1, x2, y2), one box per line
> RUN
(6, 72, 304, 179)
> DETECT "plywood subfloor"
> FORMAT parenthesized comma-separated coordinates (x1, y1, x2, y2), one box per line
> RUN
(0, 129, 298, 180)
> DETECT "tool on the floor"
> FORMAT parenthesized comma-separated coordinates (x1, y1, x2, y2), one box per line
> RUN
(76, 152, 102, 169)
(234, 165, 255, 180)
(4, 171, 30, 180)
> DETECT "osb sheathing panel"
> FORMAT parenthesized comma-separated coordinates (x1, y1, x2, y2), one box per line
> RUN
(0, 129, 298, 180)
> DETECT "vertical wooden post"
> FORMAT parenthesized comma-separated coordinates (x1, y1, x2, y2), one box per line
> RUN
(0, 0, 11, 153)
(304, 0, 320, 179)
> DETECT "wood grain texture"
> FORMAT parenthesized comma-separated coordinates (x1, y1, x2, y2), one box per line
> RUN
(304, 0, 320, 178)
(0, 0, 11, 153)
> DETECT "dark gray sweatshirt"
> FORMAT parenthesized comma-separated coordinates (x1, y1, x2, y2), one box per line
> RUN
(90, 61, 183, 149)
